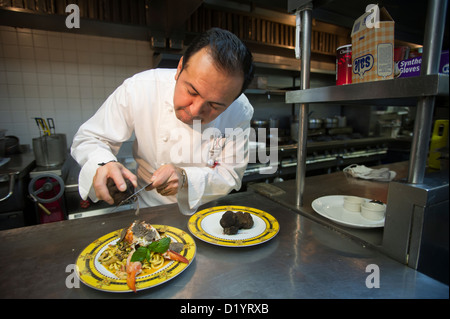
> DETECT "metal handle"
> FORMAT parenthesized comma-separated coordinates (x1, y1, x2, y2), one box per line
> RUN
(0, 172, 19, 202)
(47, 118, 55, 134)
(28, 193, 52, 215)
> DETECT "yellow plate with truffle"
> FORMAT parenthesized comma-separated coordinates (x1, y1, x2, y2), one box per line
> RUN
(187, 206, 279, 247)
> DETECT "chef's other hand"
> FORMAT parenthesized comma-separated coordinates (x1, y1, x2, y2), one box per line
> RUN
(94, 161, 138, 205)
(148, 164, 186, 196)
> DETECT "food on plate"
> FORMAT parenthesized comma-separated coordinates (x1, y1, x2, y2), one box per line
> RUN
(98, 220, 189, 292)
(219, 210, 254, 235)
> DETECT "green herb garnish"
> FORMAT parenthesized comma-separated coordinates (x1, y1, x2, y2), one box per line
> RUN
(130, 237, 171, 262)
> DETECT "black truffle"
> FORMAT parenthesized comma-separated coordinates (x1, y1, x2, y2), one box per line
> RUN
(235, 211, 254, 229)
(223, 225, 240, 235)
(220, 210, 236, 228)
(106, 177, 135, 205)
(219, 210, 254, 235)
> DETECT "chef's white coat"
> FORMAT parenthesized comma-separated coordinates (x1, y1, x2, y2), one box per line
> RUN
(71, 69, 254, 215)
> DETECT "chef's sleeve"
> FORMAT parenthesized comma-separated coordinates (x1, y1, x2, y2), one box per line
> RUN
(71, 80, 135, 201)
(176, 121, 251, 215)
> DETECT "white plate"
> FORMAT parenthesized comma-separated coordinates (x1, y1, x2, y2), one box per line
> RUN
(311, 195, 385, 228)
(188, 205, 280, 247)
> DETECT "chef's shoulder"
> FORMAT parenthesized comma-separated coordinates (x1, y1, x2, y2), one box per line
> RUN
(222, 94, 254, 124)
(121, 68, 176, 88)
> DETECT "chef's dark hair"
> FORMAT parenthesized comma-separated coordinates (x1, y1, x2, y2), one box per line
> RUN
(181, 27, 254, 96)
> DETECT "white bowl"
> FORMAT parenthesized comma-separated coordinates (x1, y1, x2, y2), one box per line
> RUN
(343, 196, 366, 212)
(361, 202, 386, 220)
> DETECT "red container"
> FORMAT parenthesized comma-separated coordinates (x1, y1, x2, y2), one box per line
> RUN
(336, 44, 352, 85)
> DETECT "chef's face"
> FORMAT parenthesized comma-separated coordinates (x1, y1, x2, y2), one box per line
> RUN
(173, 48, 244, 125)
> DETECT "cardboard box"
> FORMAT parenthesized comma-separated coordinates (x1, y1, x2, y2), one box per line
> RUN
(439, 50, 449, 74)
(396, 57, 422, 78)
(351, 7, 395, 83)
(395, 50, 449, 78)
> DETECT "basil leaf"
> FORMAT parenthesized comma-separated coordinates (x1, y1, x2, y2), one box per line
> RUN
(146, 247, 151, 262)
(147, 237, 171, 254)
(130, 246, 148, 262)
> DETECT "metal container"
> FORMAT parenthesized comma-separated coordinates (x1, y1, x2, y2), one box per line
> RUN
(32, 134, 67, 167)
(251, 119, 269, 130)
(335, 115, 347, 128)
(336, 44, 352, 85)
(308, 118, 323, 129)
(324, 117, 338, 128)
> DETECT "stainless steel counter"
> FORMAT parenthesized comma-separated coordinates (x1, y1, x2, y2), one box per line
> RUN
(0, 189, 447, 300)
(249, 161, 411, 249)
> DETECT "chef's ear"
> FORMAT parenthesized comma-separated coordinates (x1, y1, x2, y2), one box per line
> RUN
(175, 56, 184, 80)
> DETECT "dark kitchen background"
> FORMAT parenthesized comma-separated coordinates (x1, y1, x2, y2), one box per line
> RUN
(0, 0, 448, 227)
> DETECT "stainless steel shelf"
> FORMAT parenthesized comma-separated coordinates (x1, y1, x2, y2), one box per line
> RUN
(286, 74, 449, 106)
(245, 88, 287, 95)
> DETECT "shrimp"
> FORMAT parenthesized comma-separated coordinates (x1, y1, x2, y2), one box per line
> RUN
(164, 249, 189, 264)
(120, 220, 189, 292)
(126, 248, 142, 292)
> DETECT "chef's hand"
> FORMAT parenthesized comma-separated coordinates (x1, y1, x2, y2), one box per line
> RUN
(94, 161, 138, 205)
(148, 164, 186, 196)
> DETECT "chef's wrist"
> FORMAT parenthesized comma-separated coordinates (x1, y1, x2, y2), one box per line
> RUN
(98, 160, 117, 166)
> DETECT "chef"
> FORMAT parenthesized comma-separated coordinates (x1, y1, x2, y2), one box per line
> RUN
(71, 28, 255, 215)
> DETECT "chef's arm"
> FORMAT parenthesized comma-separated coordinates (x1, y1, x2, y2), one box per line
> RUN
(71, 81, 135, 202)
(176, 125, 250, 215)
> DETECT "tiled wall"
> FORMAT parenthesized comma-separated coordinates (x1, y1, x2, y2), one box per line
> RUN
(0, 25, 154, 149)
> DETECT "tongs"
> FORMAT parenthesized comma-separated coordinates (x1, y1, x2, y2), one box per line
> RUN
(34, 117, 51, 136)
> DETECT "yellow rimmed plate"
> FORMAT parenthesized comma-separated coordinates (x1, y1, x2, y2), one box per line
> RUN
(188, 205, 279, 247)
(76, 225, 196, 293)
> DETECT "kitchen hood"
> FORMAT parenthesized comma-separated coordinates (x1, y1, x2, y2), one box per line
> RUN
(154, 53, 182, 69)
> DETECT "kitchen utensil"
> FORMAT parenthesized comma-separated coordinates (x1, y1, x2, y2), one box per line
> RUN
(47, 118, 56, 135)
(324, 117, 338, 128)
(32, 134, 67, 167)
(308, 118, 323, 129)
(35, 117, 51, 136)
(110, 181, 153, 212)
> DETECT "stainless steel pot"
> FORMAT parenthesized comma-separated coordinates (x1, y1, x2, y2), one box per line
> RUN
(308, 118, 323, 129)
(32, 134, 67, 167)
(251, 119, 269, 129)
(324, 117, 338, 128)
